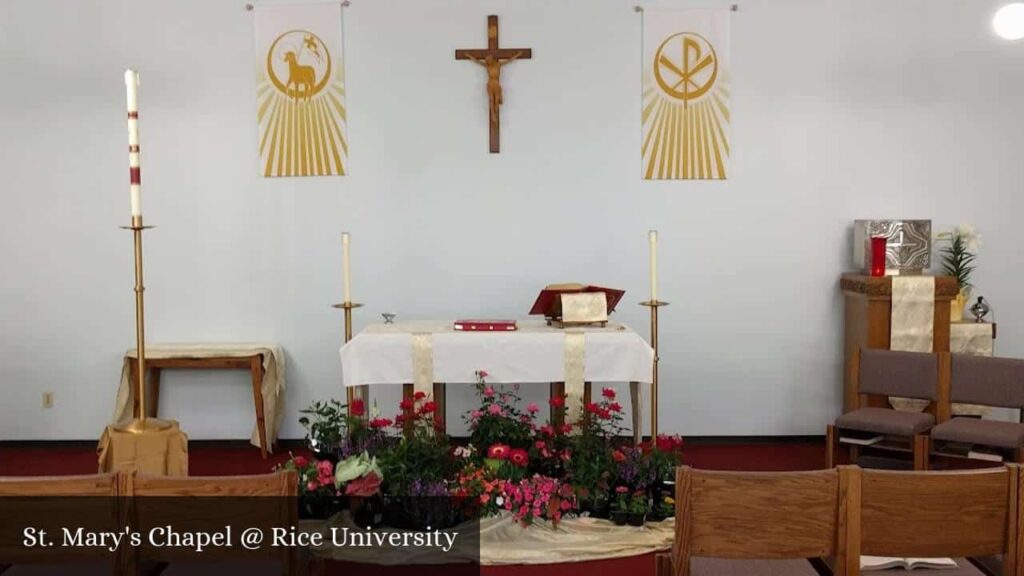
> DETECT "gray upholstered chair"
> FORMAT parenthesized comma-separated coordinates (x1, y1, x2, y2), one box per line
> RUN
(930, 354, 1024, 463)
(827, 347, 941, 470)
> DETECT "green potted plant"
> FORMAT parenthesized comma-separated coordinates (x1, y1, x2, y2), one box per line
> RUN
(937, 225, 981, 321)
(625, 490, 649, 527)
(298, 399, 348, 462)
(610, 485, 631, 526)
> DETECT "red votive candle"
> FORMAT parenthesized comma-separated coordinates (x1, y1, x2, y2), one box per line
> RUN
(870, 237, 887, 277)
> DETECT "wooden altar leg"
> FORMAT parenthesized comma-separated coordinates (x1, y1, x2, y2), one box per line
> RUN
(584, 382, 592, 406)
(630, 381, 641, 446)
(402, 384, 414, 437)
(550, 382, 565, 427)
(433, 382, 447, 433)
(250, 355, 268, 460)
(149, 367, 162, 418)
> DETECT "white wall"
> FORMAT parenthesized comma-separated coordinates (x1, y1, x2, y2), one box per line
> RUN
(2, 0, 1023, 441)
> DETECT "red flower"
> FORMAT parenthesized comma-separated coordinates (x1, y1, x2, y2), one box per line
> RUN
(487, 444, 511, 460)
(476, 369, 489, 378)
(602, 387, 616, 399)
(292, 455, 308, 469)
(344, 472, 383, 497)
(656, 434, 685, 453)
(585, 402, 599, 414)
(549, 396, 565, 408)
(349, 398, 366, 417)
(615, 485, 629, 494)
(414, 391, 426, 400)
(559, 424, 573, 435)
(369, 417, 393, 429)
(612, 450, 626, 463)
(420, 401, 437, 414)
(539, 425, 555, 436)
(609, 402, 622, 413)
(535, 440, 547, 450)
(509, 449, 529, 467)
(597, 407, 612, 420)
(399, 398, 414, 411)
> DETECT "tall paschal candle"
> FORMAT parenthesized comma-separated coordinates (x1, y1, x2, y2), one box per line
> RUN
(125, 69, 142, 218)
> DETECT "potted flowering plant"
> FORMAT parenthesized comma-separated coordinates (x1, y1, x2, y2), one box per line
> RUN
(937, 225, 982, 321)
(567, 387, 625, 514)
(611, 486, 649, 527)
(379, 394, 461, 530)
(466, 370, 536, 474)
(276, 453, 342, 519)
(503, 474, 577, 528)
(453, 462, 507, 520)
(334, 451, 384, 527)
(643, 434, 684, 521)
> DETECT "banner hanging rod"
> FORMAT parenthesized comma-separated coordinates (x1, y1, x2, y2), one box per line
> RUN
(634, 4, 738, 11)
(246, 1, 349, 10)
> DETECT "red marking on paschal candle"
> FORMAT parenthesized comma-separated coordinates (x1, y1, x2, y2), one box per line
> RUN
(128, 145, 140, 153)
(128, 111, 139, 119)
(130, 167, 141, 184)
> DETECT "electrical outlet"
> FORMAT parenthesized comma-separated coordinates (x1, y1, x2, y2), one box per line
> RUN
(42, 392, 54, 409)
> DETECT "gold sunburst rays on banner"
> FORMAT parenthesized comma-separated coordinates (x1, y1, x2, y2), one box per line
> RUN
(642, 12, 731, 180)
(253, 6, 348, 178)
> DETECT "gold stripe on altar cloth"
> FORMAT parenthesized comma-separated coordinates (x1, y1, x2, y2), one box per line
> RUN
(564, 331, 586, 425)
(412, 333, 434, 399)
(890, 276, 935, 412)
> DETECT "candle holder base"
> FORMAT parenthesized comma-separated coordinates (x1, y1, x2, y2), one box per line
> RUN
(639, 300, 670, 308)
(331, 302, 364, 310)
(115, 417, 173, 434)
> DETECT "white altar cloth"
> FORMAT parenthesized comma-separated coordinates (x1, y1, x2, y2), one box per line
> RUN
(340, 320, 654, 387)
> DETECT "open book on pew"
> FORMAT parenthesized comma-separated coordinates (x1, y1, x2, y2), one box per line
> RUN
(861, 556, 959, 571)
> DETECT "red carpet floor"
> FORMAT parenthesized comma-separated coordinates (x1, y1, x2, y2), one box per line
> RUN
(0, 439, 824, 576)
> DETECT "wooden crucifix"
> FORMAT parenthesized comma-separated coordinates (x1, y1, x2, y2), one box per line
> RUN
(455, 15, 532, 153)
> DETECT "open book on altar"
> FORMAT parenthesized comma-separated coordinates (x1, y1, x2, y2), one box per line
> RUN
(529, 284, 625, 319)
(861, 556, 959, 571)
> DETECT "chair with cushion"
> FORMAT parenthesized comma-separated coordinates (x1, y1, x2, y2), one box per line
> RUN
(656, 466, 859, 576)
(860, 466, 1019, 576)
(827, 348, 943, 470)
(930, 354, 1024, 463)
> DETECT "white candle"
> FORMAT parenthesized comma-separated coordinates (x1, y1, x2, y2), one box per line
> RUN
(648, 230, 658, 302)
(342, 232, 352, 303)
(124, 69, 142, 217)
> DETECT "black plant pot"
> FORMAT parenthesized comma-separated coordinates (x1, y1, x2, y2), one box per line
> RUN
(611, 511, 629, 526)
(385, 496, 462, 531)
(627, 513, 646, 527)
(350, 495, 384, 528)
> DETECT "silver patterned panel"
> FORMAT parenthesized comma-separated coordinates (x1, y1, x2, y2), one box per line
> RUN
(853, 219, 932, 273)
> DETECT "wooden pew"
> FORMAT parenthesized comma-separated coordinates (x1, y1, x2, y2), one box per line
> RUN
(123, 470, 297, 576)
(657, 466, 860, 576)
(861, 466, 1020, 576)
(0, 473, 123, 575)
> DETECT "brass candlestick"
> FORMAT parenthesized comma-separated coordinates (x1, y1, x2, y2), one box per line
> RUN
(640, 300, 668, 441)
(333, 301, 366, 410)
(116, 216, 171, 433)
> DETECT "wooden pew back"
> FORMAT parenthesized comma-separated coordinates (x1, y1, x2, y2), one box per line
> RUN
(861, 466, 1018, 563)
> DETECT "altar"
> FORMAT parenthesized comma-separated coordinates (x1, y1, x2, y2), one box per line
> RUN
(340, 320, 655, 439)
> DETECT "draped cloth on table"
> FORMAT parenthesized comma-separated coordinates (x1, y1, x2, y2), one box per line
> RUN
(305, 512, 674, 565)
(112, 344, 286, 451)
(889, 277, 935, 412)
(564, 331, 586, 424)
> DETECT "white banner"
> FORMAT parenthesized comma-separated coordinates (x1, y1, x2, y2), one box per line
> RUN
(254, 3, 348, 177)
(642, 8, 731, 180)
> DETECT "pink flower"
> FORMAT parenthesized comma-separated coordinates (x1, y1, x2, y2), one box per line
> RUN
(615, 485, 629, 494)
(480, 493, 491, 504)
(602, 387, 616, 399)
(487, 444, 511, 460)
(344, 472, 383, 497)
(316, 460, 334, 486)
(483, 386, 495, 398)
(539, 425, 554, 436)
(477, 370, 489, 378)
(510, 449, 529, 468)
(470, 410, 482, 419)
(526, 402, 539, 414)
(487, 404, 502, 416)
(306, 481, 318, 492)
(292, 456, 308, 469)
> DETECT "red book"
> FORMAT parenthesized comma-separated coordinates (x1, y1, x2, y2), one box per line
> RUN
(453, 319, 518, 332)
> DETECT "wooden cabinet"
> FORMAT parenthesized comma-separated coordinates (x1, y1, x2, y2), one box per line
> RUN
(839, 274, 959, 411)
